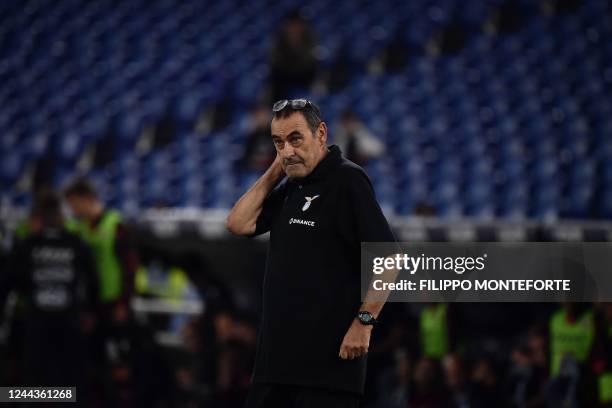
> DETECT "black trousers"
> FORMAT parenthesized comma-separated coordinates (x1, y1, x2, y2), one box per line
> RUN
(244, 383, 361, 408)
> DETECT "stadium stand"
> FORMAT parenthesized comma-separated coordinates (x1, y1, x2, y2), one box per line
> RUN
(0, 0, 610, 221)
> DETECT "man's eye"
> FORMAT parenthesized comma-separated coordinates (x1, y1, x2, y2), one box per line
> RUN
(290, 138, 301, 146)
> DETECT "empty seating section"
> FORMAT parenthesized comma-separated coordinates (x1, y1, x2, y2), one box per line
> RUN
(0, 0, 610, 219)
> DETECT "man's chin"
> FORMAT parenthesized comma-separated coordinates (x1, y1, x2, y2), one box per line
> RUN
(284, 165, 307, 179)
(286, 171, 304, 180)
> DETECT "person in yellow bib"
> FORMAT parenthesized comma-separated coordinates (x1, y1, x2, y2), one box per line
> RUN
(593, 303, 612, 406)
(549, 303, 595, 378)
(547, 303, 600, 406)
(63, 178, 140, 404)
(420, 303, 452, 360)
(64, 178, 137, 310)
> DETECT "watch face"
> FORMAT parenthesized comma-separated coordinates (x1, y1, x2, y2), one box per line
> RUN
(359, 312, 373, 323)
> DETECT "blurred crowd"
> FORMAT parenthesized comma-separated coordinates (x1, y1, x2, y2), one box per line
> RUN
(366, 302, 612, 407)
(1, 181, 611, 407)
(0, 180, 259, 407)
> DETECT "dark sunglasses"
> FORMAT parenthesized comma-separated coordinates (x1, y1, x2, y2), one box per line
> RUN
(272, 98, 311, 112)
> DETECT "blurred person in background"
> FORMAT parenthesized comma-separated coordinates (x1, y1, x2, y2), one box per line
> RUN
(408, 356, 451, 407)
(442, 354, 473, 408)
(381, 29, 410, 73)
(213, 310, 257, 407)
(0, 190, 98, 399)
(173, 307, 257, 408)
(593, 303, 612, 406)
(13, 190, 47, 241)
(546, 302, 602, 407)
(419, 303, 454, 361)
(63, 178, 138, 310)
(63, 178, 139, 404)
(332, 110, 385, 167)
(174, 317, 212, 407)
(238, 104, 277, 173)
(0, 243, 8, 379)
(507, 326, 548, 407)
(0, 186, 50, 386)
(470, 356, 503, 407)
(363, 303, 417, 405)
(373, 348, 413, 408)
(269, 10, 320, 101)
(103, 296, 171, 408)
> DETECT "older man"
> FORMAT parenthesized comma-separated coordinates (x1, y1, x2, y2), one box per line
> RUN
(227, 99, 395, 407)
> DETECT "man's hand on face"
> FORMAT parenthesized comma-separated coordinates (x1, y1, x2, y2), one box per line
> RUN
(339, 318, 372, 360)
(270, 153, 287, 182)
(273, 153, 284, 172)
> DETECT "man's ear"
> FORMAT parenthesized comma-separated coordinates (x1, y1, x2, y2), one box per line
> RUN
(317, 122, 328, 146)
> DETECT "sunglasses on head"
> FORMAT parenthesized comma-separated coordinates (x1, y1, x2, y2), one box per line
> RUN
(272, 98, 311, 112)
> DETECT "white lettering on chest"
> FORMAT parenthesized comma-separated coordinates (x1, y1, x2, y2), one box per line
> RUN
(289, 218, 316, 227)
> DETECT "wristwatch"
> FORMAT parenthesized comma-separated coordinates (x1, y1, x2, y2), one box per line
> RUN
(357, 311, 378, 326)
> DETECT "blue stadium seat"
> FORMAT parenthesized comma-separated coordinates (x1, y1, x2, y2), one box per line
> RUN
(1, 0, 609, 219)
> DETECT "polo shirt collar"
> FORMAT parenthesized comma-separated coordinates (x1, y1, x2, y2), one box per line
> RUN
(297, 144, 342, 184)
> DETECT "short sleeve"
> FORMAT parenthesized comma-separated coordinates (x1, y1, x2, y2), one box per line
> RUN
(346, 168, 396, 243)
(251, 179, 288, 237)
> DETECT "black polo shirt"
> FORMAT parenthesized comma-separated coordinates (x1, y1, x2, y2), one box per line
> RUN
(250, 144, 396, 394)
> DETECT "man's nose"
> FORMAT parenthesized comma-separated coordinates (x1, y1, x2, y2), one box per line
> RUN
(280, 143, 296, 157)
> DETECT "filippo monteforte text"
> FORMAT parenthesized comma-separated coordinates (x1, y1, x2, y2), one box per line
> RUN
(372, 279, 571, 292)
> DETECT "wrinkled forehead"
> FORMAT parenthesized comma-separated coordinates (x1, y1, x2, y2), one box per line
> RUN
(270, 112, 312, 138)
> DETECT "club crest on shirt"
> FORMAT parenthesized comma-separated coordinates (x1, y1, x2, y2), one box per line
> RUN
(302, 195, 320, 211)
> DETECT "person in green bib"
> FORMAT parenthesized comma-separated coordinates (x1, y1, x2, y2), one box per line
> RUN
(420, 303, 452, 360)
(547, 302, 601, 406)
(593, 303, 612, 406)
(63, 179, 139, 404)
(63, 179, 138, 313)
(549, 303, 595, 377)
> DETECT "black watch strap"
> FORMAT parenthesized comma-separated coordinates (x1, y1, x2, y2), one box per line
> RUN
(357, 311, 378, 325)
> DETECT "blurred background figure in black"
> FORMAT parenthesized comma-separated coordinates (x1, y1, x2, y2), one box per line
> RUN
(237, 104, 277, 174)
(209, 309, 256, 407)
(103, 298, 172, 408)
(373, 349, 412, 408)
(470, 356, 502, 407)
(332, 109, 386, 166)
(269, 9, 320, 101)
(0, 189, 98, 401)
(507, 325, 548, 407)
(442, 354, 472, 408)
(409, 356, 452, 407)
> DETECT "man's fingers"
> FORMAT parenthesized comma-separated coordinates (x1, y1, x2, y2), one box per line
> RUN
(340, 344, 354, 360)
(346, 346, 364, 360)
(340, 341, 369, 360)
